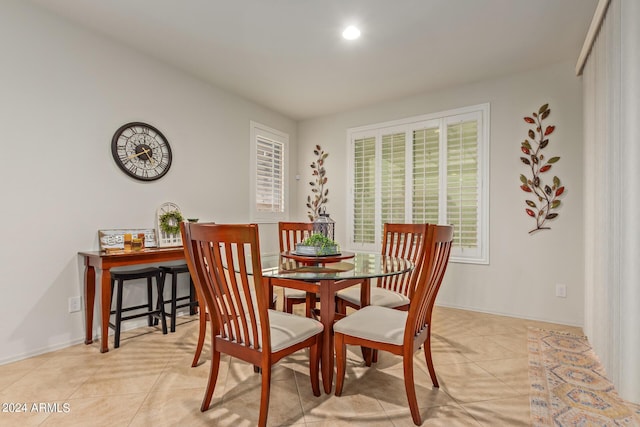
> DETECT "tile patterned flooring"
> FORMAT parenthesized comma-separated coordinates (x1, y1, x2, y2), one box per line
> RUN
(0, 303, 582, 426)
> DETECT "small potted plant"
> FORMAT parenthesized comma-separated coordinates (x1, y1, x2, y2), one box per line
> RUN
(296, 233, 339, 256)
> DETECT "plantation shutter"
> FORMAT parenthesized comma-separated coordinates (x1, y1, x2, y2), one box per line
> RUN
(381, 131, 406, 234)
(348, 104, 488, 263)
(446, 118, 479, 249)
(255, 136, 284, 213)
(353, 136, 376, 245)
(412, 127, 440, 224)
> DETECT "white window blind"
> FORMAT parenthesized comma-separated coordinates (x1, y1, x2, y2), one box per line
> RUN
(255, 137, 284, 213)
(412, 126, 440, 224)
(381, 132, 406, 231)
(353, 136, 376, 244)
(250, 121, 288, 222)
(348, 104, 489, 264)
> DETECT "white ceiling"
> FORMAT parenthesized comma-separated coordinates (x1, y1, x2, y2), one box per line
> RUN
(28, 0, 598, 120)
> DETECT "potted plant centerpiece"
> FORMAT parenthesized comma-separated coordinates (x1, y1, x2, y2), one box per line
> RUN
(295, 233, 340, 256)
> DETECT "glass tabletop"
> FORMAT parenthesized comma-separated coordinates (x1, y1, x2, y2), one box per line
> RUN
(260, 252, 413, 281)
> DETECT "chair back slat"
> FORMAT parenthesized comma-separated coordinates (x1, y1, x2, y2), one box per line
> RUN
(182, 222, 269, 352)
(278, 222, 314, 252)
(379, 224, 428, 297)
(405, 224, 453, 341)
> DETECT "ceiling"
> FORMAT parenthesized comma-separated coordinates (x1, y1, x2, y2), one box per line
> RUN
(28, 0, 598, 121)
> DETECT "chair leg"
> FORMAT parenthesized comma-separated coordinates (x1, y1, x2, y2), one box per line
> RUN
(403, 354, 421, 426)
(170, 272, 178, 332)
(156, 272, 168, 335)
(192, 286, 206, 367)
(200, 347, 221, 412)
(189, 278, 197, 315)
(424, 332, 439, 387)
(258, 364, 271, 427)
(146, 277, 154, 326)
(284, 297, 294, 314)
(310, 334, 321, 396)
(305, 293, 316, 318)
(334, 333, 346, 396)
(114, 279, 124, 348)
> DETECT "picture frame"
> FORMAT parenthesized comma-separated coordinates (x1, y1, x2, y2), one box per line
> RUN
(98, 229, 157, 252)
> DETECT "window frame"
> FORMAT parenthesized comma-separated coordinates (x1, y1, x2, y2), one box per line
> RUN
(346, 103, 490, 264)
(250, 121, 289, 223)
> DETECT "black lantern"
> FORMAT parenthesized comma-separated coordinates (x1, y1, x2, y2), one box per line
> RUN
(313, 207, 335, 241)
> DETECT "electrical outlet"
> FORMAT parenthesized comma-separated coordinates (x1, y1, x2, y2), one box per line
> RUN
(555, 283, 567, 298)
(68, 296, 82, 313)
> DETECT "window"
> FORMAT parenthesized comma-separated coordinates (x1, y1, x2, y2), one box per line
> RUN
(250, 121, 288, 222)
(347, 104, 489, 264)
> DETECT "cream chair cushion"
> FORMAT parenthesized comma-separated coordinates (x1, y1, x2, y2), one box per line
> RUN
(222, 309, 323, 352)
(268, 310, 323, 352)
(337, 285, 410, 308)
(284, 288, 316, 299)
(333, 305, 408, 346)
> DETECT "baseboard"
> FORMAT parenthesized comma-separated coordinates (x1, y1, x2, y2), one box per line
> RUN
(0, 308, 197, 366)
(435, 302, 584, 328)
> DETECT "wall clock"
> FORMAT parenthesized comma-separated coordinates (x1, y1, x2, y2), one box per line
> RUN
(111, 122, 172, 181)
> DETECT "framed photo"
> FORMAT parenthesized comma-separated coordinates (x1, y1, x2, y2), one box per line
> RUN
(98, 229, 157, 251)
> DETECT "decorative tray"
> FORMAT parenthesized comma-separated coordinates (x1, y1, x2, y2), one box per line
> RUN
(294, 244, 339, 256)
(291, 251, 342, 257)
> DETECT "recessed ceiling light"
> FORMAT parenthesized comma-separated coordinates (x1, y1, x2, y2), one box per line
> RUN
(342, 25, 361, 40)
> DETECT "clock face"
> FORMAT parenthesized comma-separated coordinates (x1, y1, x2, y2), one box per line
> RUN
(111, 122, 172, 181)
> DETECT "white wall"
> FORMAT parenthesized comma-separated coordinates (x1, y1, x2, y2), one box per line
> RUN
(296, 61, 584, 325)
(0, 1, 297, 364)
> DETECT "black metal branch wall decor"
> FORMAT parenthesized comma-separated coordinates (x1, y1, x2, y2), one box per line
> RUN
(519, 103, 566, 234)
(306, 145, 329, 221)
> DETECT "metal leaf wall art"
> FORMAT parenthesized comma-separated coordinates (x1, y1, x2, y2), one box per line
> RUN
(519, 103, 565, 234)
(306, 145, 329, 221)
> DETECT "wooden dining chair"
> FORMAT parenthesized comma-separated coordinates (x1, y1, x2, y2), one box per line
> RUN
(278, 221, 319, 316)
(181, 222, 323, 426)
(336, 223, 428, 313)
(189, 222, 279, 367)
(333, 224, 453, 426)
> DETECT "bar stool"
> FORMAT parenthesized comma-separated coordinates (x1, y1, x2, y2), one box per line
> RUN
(109, 267, 167, 348)
(159, 264, 198, 332)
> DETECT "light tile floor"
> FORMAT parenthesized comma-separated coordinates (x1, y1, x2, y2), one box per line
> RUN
(0, 304, 582, 426)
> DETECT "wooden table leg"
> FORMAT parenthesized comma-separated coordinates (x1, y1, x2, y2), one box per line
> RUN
(100, 268, 112, 353)
(84, 259, 95, 345)
(319, 279, 335, 394)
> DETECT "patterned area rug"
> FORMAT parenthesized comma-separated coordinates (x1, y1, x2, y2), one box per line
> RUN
(528, 328, 640, 426)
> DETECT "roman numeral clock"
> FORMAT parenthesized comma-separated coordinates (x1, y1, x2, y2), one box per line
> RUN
(111, 122, 172, 181)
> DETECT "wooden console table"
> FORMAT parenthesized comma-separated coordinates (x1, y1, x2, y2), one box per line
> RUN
(79, 247, 185, 353)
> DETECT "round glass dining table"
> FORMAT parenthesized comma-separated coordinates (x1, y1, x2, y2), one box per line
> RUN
(260, 252, 413, 394)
